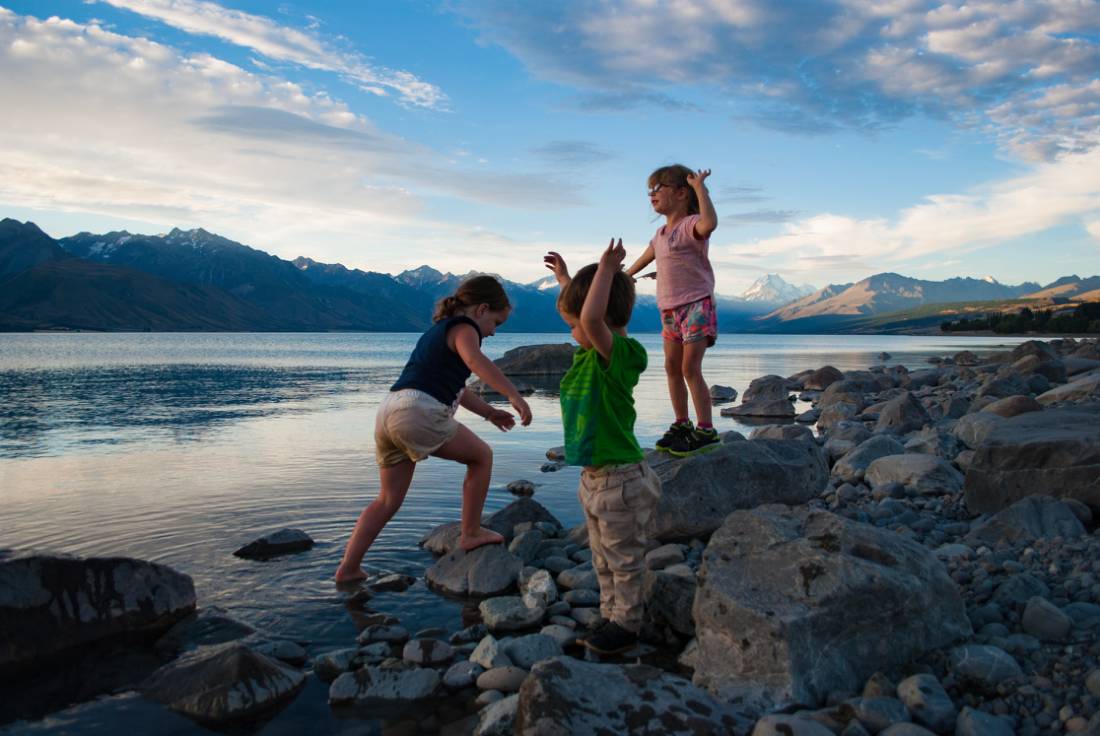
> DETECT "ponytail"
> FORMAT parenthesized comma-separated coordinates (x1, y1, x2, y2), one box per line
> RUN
(433, 274, 511, 322)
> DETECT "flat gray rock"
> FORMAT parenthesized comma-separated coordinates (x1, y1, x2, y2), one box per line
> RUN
(832, 435, 905, 483)
(948, 645, 1022, 690)
(964, 495, 1086, 546)
(233, 528, 314, 559)
(479, 597, 545, 633)
(477, 665, 528, 693)
(426, 544, 522, 598)
(503, 634, 562, 670)
(470, 634, 513, 669)
(419, 498, 561, 555)
(475, 692, 518, 736)
(402, 638, 455, 666)
(328, 662, 440, 707)
(865, 454, 963, 495)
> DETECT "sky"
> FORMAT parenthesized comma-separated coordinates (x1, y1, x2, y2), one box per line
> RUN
(1, 1, 1098, 297)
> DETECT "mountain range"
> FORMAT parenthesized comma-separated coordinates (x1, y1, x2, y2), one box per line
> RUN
(0, 218, 1095, 333)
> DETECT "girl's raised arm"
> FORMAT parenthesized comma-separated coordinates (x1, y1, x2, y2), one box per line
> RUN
(451, 325, 532, 426)
(688, 169, 717, 240)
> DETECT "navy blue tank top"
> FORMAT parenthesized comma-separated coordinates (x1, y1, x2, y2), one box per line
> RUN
(390, 315, 483, 406)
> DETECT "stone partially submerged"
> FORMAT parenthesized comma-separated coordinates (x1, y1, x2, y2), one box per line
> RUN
(691, 506, 970, 714)
(0, 552, 196, 676)
(419, 498, 561, 555)
(514, 656, 752, 735)
(652, 440, 829, 540)
(425, 545, 522, 598)
(233, 529, 314, 559)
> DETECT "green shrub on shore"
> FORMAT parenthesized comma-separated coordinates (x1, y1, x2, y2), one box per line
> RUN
(941, 302, 1100, 334)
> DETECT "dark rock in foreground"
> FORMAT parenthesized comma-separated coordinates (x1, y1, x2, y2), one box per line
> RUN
(233, 528, 315, 559)
(514, 656, 752, 735)
(492, 344, 576, 376)
(0, 552, 196, 675)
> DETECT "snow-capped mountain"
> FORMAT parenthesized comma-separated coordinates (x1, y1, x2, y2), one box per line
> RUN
(740, 274, 816, 305)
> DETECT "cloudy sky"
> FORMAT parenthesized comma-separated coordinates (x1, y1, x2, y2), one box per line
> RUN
(2, 1, 1098, 295)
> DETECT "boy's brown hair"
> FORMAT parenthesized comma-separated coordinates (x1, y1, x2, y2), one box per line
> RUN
(648, 164, 699, 215)
(557, 263, 635, 328)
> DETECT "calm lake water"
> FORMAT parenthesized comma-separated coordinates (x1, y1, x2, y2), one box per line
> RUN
(0, 332, 1029, 734)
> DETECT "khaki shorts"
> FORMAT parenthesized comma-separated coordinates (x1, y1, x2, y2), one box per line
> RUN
(374, 389, 460, 467)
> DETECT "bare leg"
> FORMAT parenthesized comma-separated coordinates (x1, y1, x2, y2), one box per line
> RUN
(681, 340, 712, 426)
(432, 424, 503, 551)
(663, 339, 689, 421)
(335, 460, 415, 583)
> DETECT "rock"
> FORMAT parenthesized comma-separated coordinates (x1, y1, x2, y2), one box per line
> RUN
(154, 607, 254, 654)
(805, 366, 845, 391)
(232, 528, 314, 559)
(951, 412, 1004, 449)
(1037, 374, 1100, 404)
(475, 693, 518, 736)
(954, 351, 980, 366)
(991, 573, 1049, 609)
(832, 435, 906, 483)
(955, 706, 1015, 736)
(470, 635, 513, 669)
(538, 625, 575, 648)
(570, 608, 604, 628)
(514, 656, 751, 734)
(508, 530, 545, 565)
(314, 648, 358, 683)
(981, 395, 1042, 418)
(0, 552, 196, 675)
(645, 543, 686, 570)
(710, 385, 738, 403)
(964, 495, 1086, 546)
(557, 566, 598, 591)
(723, 399, 796, 418)
(403, 638, 455, 666)
(479, 597, 545, 633)
(819, 380, 870, 412)
(750, 424, 816, 443)
(1021, 597, 1072, 641)
(874, 392, 931, 435)
(506, 480, 536, 497)
(691, 506, 971, 713)
(356, 641, 392, 665)
(963, 409, 1100, 513)
(492, 344, 575, 376)
(846, 696, 910, 732)
(563, 589, 599, 606)
(947, 645, 1022, 690)
(477, 666, 528, 693)
(520, 569, 557, 610)
(443, 660, 484, 690)
(426, 545, 523, 598)
(252, 639, 307, 667)
(644, 567, 696, 637)
(329, 662, 441, 707)
(879, 726, 936, 736)
(356, 624, 409, 646)
(653, 439, 829, 541)
(420, 498, 561, 554)
(977, 373, 1030, 399)
(541, 556, 574, 574)
(752, 714, 835, 735)
(141, 642, 305, 724)
(503, 634, 562, 670)
(903, 426, 960, 459)
(897, 673, 956, 734)
(865, 454, 964, 495)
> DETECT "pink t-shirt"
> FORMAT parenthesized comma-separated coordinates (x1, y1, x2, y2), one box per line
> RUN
(651, 213, 715, 311)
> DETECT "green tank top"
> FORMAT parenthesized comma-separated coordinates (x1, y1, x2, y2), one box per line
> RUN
(559, 333, 647, 467)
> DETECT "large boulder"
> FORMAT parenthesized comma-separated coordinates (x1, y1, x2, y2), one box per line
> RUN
(141, 642, 305, 725)
(804, 366, 844, 391)
(425, 545, 522, 598)
(832, 435, 905, 483)
(873, 392, 931, 435)
(643, 566, 696, 637)
(420, 498, 560, 554)
(492, 344, 576, 376)
(722, 375, 795, 417)
(652, 440, 829, 541)
(328, 662, 441, 709)
(515, 656, 752, 735)
(691, 506, 970, 714)
(963, 409, 1100, 513)
(1036, 374, 1100, 405)
(965, 495, 1087, 547)
(0, 552, 196, 676)
(865, 454, 964, 496)
(951, 413, 1004, 450)
(818, 380, 869, 412)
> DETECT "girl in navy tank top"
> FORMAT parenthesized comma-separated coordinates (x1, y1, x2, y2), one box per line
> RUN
(335, 276, 533, 584)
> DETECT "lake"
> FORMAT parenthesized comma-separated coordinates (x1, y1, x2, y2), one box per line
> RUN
(0, 331, 1029, 734)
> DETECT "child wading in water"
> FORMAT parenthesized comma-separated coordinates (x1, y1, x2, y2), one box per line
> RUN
(544, 240, 661, 654)
(626, 165, 719, 457)
(334, 276, 532, 584)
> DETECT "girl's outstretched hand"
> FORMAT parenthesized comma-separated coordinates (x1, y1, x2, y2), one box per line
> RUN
(511, 395, 533, 426)
(486, 408, 516, 432)
(687, 169, 711, 188)
(600, 238, 626, 270)
(543, 251, 570, 285)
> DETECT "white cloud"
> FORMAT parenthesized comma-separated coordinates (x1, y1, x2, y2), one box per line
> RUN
(93, 0, 445, 109)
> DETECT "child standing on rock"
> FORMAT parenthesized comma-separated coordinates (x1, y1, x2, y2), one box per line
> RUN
(626, 165, 719, 457)
(335, 275, 532, 585)
(544, 240, 661, 654)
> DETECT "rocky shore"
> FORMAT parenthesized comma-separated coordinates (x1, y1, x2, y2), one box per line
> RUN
(3, 337, 1099, 734)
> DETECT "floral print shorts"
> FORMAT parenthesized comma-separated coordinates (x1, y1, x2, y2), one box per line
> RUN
(660, 295, 717, 347)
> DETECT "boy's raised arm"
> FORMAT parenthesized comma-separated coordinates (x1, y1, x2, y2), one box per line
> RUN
(580, 238, 625, 362)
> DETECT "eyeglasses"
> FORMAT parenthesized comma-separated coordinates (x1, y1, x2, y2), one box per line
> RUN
(647, 182, 681, 196)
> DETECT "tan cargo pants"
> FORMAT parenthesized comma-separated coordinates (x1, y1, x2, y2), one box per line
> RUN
(578, 461, 661, 632)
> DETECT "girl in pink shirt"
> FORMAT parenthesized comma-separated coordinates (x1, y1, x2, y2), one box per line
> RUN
(625, 164, 719, 456)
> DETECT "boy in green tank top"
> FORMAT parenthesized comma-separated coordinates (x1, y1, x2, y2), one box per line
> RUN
(543, 239, 661, 654)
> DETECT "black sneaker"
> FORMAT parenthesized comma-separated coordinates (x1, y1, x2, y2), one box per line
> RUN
(669, 427, 721, 457)
(655, 421, 693, 452)
(582, 621, 638, 654)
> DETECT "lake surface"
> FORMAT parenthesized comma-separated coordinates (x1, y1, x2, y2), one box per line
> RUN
(0, 332, 1029, 734)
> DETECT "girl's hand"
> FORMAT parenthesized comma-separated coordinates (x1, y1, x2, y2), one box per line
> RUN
(687, 169, 711, 188)
(543, 252, 570, 284)
(600, 238, 626, 271)
(511, 396, 532, 426)
(485, 408, 516, 432)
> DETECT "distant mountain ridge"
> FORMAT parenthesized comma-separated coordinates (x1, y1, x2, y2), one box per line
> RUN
(739, 273, 815, 305)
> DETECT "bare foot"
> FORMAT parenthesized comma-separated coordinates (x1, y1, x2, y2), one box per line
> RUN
(460, 527, 505, 552)
(334, 565, 368, 585)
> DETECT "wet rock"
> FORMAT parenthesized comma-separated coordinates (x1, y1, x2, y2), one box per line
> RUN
(492, 343, 575, 376)
(865, 454, 964, 495)
(0, 552, 196, 675)
(475, 693, 518, 736)
(832, 435, 906, 483)
(477, 666, 528, 693)
(652, 439, 828, 540)
(252, 639, 307, 667)
(515, 656, 752, 735)
(897, 673, 956, 734)
(963, 409, 1100, 513)
(964, 495, 1086, 546)
(328, 662, 441, 707)
(425, 545, 522, 598)
(420, 498, 561, 554)
(692, 506, 970, 714)
(506, 480, 536, 497)
(356, 624, 409, 645)
(141, 642, 305, 725)
(233, 528, 314, 559)
(443, 660, 484, 690)
(710, 385, 738, 403)
(948, 645, 1022, 690)
(403, 638, 455, 666)
(368, 573, 416, 593)
(479, 597, 545, 633)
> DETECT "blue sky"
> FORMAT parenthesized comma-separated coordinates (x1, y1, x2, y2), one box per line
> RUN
(1, 1, 1098, 296)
